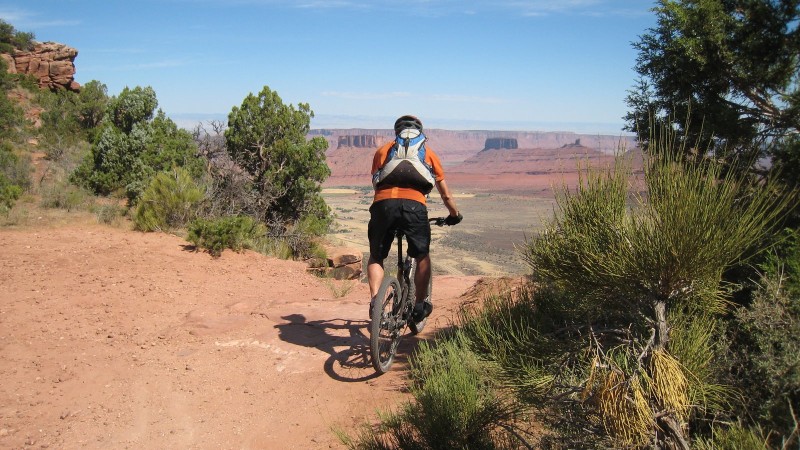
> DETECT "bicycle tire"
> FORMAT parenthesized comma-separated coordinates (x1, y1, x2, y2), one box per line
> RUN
(408, 260, 433, 335)
(370, 276, 403, 374)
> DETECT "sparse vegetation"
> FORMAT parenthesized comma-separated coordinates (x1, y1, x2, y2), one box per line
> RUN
(3, 11, 800, 448)
(186, 215, 266, 258)
(224, 85, 331, 229)
(133, 167, 204, 232)
(322, 277, 358, 298)
(0, 19, 35, 53)
(343, 128, 797, 448)
(71, 86, 204, 202)
(0, 142, 31, 214)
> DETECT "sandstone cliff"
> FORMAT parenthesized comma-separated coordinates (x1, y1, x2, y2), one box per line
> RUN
(484, 138, 518, 150)
(1, 41, 80, 91)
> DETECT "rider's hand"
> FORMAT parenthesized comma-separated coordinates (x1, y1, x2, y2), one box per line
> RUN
(444, 212, 463, 226)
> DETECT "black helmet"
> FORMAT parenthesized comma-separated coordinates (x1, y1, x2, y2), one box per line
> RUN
(394, 115, 423, 135)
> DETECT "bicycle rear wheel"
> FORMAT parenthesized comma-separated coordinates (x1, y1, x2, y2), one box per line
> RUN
(409, 261, 433, 335)
(370, 277, 403, 374)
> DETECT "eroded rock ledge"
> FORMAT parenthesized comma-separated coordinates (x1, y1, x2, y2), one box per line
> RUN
(1, 41, 80, 92)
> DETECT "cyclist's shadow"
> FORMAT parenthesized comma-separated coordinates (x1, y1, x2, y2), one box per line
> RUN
(275, 314, 380, 382)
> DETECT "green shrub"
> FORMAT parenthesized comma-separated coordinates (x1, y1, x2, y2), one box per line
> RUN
(278, 214, 329, 260)
(39, 180, 90, 211)
(224, 85, 331, 228)
(186, 215, 266, 258)
(0, 143, 31, 213)
(693, 423, 770, 450)
(133, 168, 203, 232)
(519, 143, 794, 445)
(340, 334, 525, 450)
(0, 142, 31, 190)
(71, 87, 203, 203)
(0, 19, 35, 53)
(94, 203, 126, 225)
(725, 264, 800, 445)
(0, 173, 22, 214)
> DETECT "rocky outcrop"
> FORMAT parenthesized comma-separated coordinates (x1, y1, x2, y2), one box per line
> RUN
(337, 135, 380, 148)
(307, 245, 363, 280)
(3, 42, 80, 92)
(484, 138, 518, 150)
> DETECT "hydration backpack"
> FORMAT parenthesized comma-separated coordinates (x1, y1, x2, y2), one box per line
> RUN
(372, 129, 436, 195)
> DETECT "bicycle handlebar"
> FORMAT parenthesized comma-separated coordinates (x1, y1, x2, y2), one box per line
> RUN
(430, 217, 452, 227)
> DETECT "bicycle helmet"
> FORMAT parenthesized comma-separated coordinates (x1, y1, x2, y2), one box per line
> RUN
(394, 115, 423, 135)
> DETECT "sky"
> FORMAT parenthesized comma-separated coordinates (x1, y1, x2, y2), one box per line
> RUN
(1, 1, 657, 134)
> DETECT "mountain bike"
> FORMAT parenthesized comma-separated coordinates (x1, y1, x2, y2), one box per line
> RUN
(369, 217, 451, 374)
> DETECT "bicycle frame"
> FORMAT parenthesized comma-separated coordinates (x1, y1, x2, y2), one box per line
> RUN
(394, 232, 413, 314)
(369, 216, 448, 374)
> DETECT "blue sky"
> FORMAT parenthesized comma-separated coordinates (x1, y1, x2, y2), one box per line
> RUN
(1, 1, 656, 133)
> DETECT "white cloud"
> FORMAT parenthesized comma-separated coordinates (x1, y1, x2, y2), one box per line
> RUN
(322, 91, 412, 100)
(0, 7, 29, 23)
(0, 8, 80, 28)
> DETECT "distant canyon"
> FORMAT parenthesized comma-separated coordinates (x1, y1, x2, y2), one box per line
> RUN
(313, 129, 641, 192)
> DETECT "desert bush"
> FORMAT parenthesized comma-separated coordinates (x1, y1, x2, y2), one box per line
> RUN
(0, 60, 24, 139)
(133, 168, 204, 232)
(186, 215, 266, 258)
(0, 19, 35, 53)
(94, 203, 126, 225)
(517, 142, 792, 446)
(693, 423, 770, 450)
(372, 132, 791, 448)
(224, 85, 331, 229)
(71, 87, 203, 203)
(0, 142, 31, 213)
(274, 214, 328, 260)
(724, 248, 800, 445)
(320, 276, 357, 299)
(39, 179, 91, 211)
(0, 142, 31, 189)
(0, 174, 21, 214)
(340, 334, 526, 450)
(37, 82, 108, 153)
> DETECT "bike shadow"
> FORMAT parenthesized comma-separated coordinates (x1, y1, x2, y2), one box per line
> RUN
(275, 313, 427, 382)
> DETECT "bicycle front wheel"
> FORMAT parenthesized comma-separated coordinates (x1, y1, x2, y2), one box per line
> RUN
(370, 277, 403, 374)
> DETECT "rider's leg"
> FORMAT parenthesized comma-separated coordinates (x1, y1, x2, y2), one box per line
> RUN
(367, 255, 385, 298)
(414, 254, 431, 304)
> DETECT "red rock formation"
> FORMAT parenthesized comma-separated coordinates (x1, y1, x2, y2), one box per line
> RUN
(321, 130, 642, 190)
(3, 42, 80, 92)
(337, 134, 380, 148)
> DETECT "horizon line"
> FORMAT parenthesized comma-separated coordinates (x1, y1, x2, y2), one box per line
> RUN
(169, 112, 634, 136)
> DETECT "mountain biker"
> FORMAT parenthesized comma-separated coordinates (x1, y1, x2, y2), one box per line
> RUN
(367, 114, 462, 322)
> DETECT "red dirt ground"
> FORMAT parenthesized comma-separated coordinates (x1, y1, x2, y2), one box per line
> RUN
(0, 222, 490, 449)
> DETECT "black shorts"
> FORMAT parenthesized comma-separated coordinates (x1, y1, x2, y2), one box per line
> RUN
(368, 198, 430, 261)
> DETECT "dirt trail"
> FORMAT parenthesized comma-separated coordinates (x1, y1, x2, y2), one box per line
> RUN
(0, 223, 482, 449)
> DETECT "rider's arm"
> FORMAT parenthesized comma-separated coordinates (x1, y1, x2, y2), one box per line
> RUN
(435, 179, 459, 217)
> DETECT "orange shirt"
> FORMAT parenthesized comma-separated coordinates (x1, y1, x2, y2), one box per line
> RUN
(371, 140, 446, 205)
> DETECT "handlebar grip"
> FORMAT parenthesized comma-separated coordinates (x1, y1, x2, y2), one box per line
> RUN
(430, 217, 448, 227)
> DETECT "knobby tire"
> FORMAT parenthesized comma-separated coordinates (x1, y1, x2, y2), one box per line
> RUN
(370, 277, 403, 374)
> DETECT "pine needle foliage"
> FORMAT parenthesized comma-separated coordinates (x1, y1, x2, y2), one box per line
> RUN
(516, 129, 794, 446)
(339, 334, 529, 450)
(133, 167, 204, 232)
